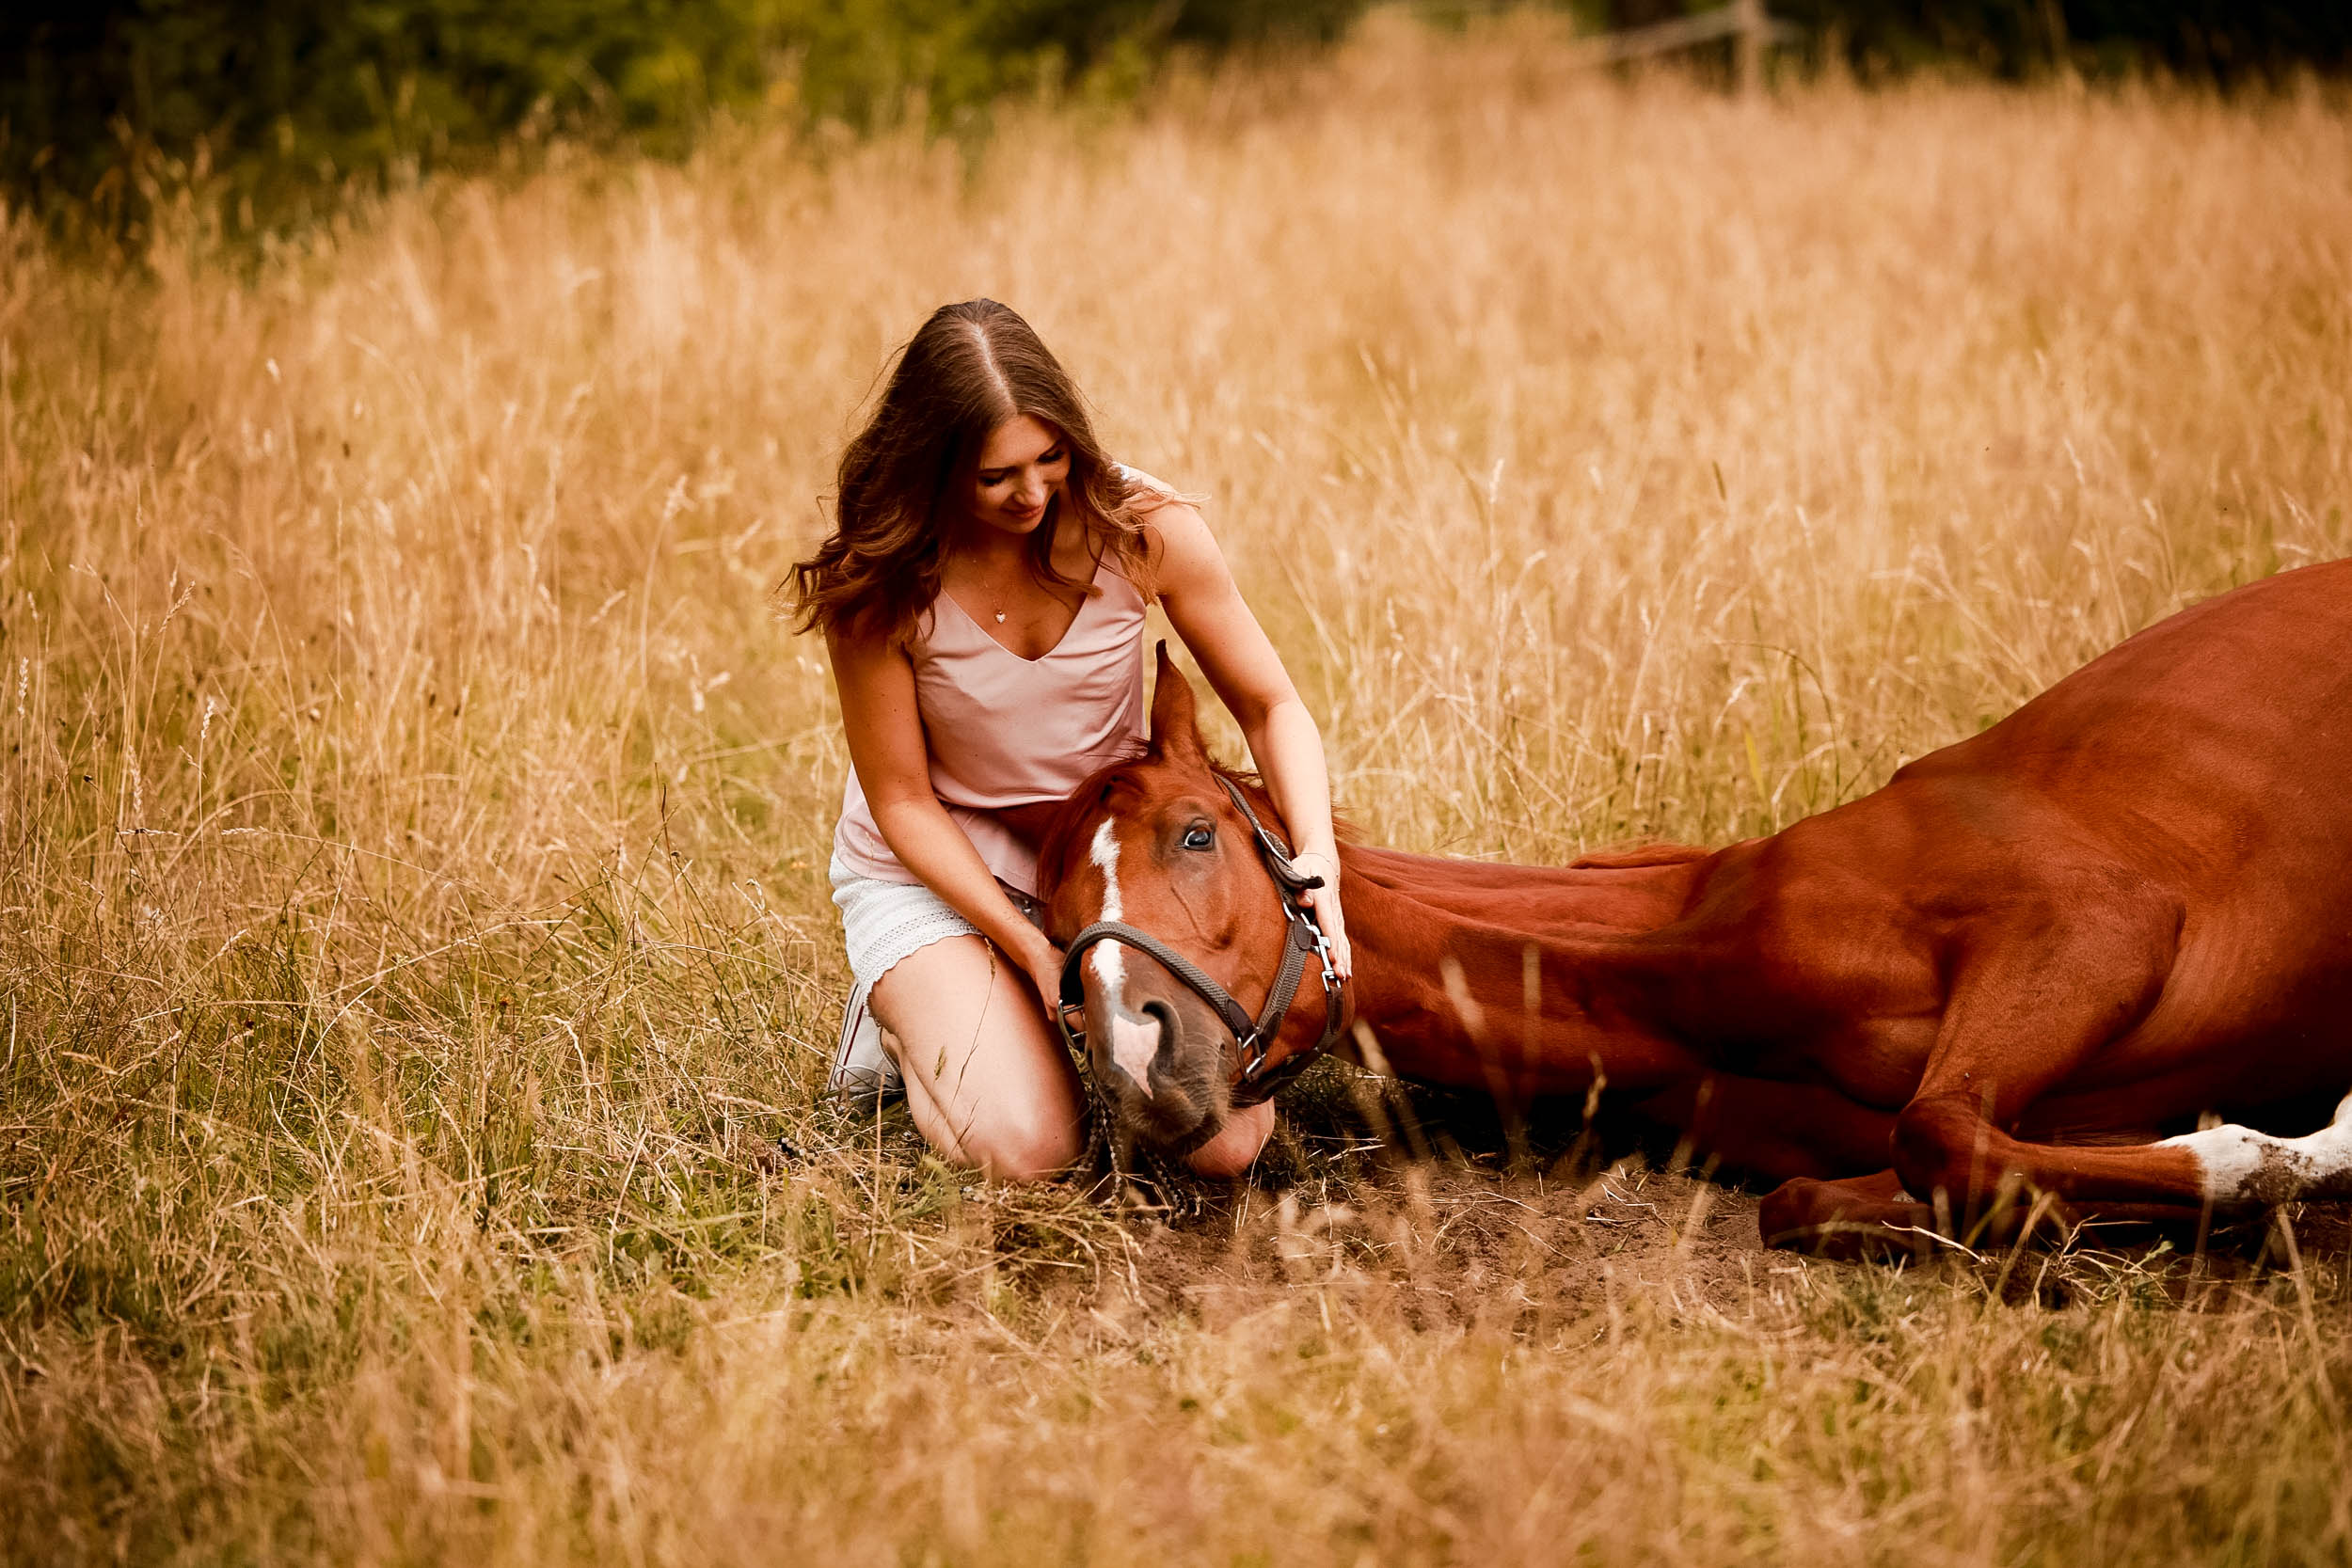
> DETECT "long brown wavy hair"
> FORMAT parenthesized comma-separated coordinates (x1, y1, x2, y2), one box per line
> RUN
(787, 300, 1163, 647)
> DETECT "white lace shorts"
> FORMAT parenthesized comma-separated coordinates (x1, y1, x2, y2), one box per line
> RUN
(830, 850, 987, 990)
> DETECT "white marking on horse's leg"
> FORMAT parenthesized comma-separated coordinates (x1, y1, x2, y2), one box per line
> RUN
(1088, 819, 1155, 1099)
(2159, 1098, 2352, 1205)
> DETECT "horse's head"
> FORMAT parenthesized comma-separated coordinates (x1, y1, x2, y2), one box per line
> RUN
(1035, 644, 1345, 1160)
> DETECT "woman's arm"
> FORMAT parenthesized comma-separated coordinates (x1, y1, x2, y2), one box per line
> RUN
(827, 626, 1063, 1004)
(1148, 499, 1353, 978)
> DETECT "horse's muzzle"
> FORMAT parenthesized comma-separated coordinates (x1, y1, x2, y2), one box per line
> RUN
(1091, 996, 1234, 1154)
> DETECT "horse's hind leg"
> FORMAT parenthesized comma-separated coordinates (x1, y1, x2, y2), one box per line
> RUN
(1892, 1099, 2208, 1214)
(2157, 1091, 2352, 1206)
(1884, 1082, 2352, 1224)
(1759, 1169, 1939, 1258)
(1760, 1164, 2207, 1257)
(1885, 868, 2196, 1227)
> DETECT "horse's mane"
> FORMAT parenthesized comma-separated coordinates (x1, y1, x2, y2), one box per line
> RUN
(1031, 750, 1708, 936)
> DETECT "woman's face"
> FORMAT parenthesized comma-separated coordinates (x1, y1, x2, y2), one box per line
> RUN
(962, 415, 1069, 540)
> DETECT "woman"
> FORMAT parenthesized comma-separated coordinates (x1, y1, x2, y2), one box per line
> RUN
(788, 299, 1351, 1182)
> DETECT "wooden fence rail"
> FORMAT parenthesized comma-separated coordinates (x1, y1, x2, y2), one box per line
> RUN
(1571, 0, 1804, 91)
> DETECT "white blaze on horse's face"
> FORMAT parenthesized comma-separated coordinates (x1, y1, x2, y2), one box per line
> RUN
(1089, 817, 1163, 1099)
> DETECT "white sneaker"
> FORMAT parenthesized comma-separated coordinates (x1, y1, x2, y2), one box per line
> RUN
(827, 982, 903, 1109)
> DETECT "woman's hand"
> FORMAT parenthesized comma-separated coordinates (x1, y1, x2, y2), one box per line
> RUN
(1010, 927, 1068, 1020)
(1286, 850, 1352, 983)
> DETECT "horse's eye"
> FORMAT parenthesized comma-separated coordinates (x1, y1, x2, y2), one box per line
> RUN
(1181, 824, 1215, 851)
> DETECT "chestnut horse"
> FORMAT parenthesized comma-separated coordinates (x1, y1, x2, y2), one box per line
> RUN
(1033, 559, 2352, 1251)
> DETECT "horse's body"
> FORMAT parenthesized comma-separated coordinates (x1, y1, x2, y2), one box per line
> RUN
(1037, 561, 2352, 1249)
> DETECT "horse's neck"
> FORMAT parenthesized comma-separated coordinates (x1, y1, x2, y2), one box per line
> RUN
(1333, 843, 1711, 1094)
(1343, 842, 1708, 935)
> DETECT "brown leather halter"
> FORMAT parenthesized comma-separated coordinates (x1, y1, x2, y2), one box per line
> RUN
(1056, 776, 1350, 1107)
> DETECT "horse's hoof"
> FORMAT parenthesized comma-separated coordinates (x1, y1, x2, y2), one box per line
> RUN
(1758, 1176, 1931, 1260)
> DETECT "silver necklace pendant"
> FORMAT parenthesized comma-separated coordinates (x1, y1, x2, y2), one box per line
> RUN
(995, 611, 1007, 623)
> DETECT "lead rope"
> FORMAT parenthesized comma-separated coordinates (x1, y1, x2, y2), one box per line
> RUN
(1073, 1060, 1207, 1219)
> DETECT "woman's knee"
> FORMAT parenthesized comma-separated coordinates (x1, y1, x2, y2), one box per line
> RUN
(868, 936, 1083, 1181)
(1185, 1101, 1276, 1179)
(963, 1102, 1085, 1183)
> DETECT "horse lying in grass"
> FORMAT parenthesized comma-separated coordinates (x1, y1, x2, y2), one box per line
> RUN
(1033, 559, 2352, 1254)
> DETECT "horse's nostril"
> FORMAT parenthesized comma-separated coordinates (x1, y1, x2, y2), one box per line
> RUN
(1139, 999, 1178, 1047)
(1106, 1003, 1171, 1095)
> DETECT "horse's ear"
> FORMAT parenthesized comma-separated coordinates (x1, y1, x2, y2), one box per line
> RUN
(1148, 641, 1208, 766)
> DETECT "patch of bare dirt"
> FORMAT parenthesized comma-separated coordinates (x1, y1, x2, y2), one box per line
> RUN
(1035, 1063, 2352, 1335)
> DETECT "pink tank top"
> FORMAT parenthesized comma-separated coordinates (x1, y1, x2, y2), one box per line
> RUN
(831, 558, 1149, 895)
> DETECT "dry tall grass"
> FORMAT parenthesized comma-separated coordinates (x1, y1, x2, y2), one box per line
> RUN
(5, 13, 2351, 1563)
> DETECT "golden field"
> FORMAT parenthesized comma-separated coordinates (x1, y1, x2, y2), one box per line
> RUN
(5, 14, 2352, 1563)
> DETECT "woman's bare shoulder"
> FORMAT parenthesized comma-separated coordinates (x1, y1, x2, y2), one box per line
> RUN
(1130, 490, 1228, 601)
(826, 615, 921, 679)
(1117, 462, 1182, 499)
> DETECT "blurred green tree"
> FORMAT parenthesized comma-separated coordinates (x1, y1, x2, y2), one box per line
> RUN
(0, 0, 1364, 240)
(4, 1, 2345, 245)
(1692, 0, 2351, 80)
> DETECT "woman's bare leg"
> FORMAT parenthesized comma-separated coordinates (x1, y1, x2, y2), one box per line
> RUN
(869, 935, 1086, 1183)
